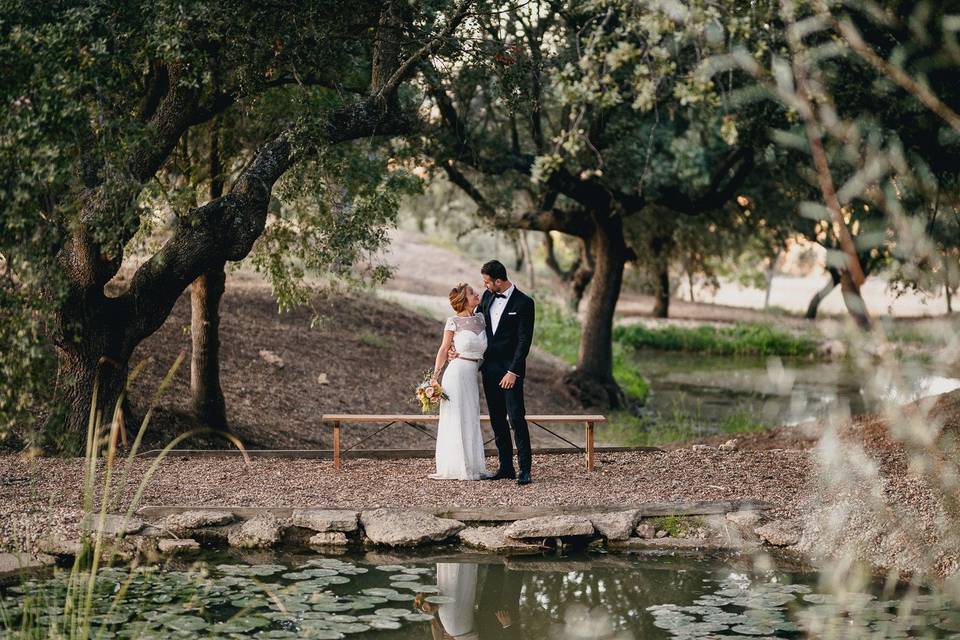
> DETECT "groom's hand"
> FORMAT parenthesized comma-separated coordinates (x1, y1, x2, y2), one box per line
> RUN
(447, 346, 459, 362)
(499, 371, 517, 389)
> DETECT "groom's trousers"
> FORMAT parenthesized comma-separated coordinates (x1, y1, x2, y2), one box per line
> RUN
(482, 372, 532, 475)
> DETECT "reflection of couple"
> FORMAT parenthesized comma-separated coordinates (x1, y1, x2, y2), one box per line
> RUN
(420, 563, 523, 640)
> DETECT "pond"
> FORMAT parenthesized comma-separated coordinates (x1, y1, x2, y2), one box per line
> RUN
(3, 548, 958, 639)
(633, 350, 960, 434)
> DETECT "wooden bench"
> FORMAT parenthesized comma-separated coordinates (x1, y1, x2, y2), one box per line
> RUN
(320, 414, 607, 472)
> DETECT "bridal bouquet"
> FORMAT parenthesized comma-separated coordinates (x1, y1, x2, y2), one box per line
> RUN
(415, 371, 449, 413)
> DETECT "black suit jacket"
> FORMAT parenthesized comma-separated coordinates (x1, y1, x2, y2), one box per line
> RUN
(478, 286, 535, 379)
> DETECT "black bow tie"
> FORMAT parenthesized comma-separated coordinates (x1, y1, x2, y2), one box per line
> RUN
(493, 293, 506, 299)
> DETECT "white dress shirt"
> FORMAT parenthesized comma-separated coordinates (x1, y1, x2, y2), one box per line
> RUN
(489, 284, 514, 335)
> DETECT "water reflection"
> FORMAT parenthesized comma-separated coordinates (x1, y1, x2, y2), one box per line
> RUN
(423, 563, 523, 640)
(635, 350, 960, 432)
(4, 552, 957, 638)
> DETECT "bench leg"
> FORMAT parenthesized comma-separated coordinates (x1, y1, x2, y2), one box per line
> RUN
(333, 421, 341, 470)
(585, 421, 595, 471)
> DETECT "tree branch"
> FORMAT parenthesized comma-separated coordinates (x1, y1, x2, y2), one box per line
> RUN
(657, 148, 754, 215)
(377, 0, 474, 98)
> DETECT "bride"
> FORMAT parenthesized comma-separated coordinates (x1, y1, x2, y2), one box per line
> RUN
(429, 283, 487, 480)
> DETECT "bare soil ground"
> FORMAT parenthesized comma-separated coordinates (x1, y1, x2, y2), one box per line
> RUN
(124, 272, 584, 452)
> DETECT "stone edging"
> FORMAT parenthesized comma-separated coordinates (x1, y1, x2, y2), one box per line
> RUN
(22, 501, 801, 569)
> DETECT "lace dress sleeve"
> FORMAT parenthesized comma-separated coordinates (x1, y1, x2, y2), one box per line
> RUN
(444, 317, 457, 332)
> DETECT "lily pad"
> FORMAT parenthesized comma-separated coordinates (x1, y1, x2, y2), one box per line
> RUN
(327, 622, 371, 634)
(404, 612, 435, 622)
(369, 618, 403, 629)
(731, 623, 777, 635)
(164, 615, 208, 632)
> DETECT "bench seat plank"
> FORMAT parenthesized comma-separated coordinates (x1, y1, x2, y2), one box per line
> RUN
(321, 414, 607, 423)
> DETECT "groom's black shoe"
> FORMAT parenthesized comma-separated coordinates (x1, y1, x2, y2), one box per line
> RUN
(516, 471, 532, 486)
(483, 469, 516, 480)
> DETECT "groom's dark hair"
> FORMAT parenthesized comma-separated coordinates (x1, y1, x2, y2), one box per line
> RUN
(481, 259, 508, 281)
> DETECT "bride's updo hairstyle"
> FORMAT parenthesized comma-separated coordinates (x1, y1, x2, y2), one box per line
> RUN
(449, 282, 470, 313)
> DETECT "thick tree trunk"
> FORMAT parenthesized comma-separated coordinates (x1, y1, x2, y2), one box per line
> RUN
(651, 235, 670, 318)
(561, 213, 627, 409)
(190, 264, 228, 429)
(50, 320, 132, 453)
(805, 268, 841, 319)
(652, 267, 670, 318)
(189, 118, 228, 429)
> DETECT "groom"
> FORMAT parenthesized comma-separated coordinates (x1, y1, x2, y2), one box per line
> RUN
(454, 259, 535, 485)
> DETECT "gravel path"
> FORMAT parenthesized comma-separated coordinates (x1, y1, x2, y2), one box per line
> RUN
(0, 448, 811, 553)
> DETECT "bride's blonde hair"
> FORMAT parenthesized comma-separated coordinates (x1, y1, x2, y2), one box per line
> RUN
(449, 282, 470, 313)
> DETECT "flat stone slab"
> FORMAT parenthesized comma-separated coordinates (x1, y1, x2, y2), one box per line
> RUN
(80, 514, 143, 536)
(158, 539, 200, 553)
(755, 519, 801, 547)
(0, 552, 55, 579)
(308, 532, 349, 546)
(163, 510, 235, 533)
(37, 538, 83, 556)
(726, 510, 762, 528)
(504, 515, 595, 539)
(227, 514, 284, 549)
(360, 508, 465, 547)
(459, 527, 544, 553)
(292, 509, 358, 533)
(587, 510, 640, 541)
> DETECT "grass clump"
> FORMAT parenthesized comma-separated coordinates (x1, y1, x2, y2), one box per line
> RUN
(614, 322, 816, 357)
(358, 331, 390, 349)
(649, 515, 703, 537)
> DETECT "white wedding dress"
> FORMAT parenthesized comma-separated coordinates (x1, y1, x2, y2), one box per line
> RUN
(431, 313, 487, 480)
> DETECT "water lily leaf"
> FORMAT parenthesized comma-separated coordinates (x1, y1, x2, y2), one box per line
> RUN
(374, 565, 407, 572)
(91, 612, 130, 625)
(328, 614, 359, 623)
(731, 623, 777, 635)
(404, 612, 435, 622)
(385, 592, 415, 602)
(164, 615, 208, 632)
(362, 588, 399, 597)
(282, 571, 314, 580)
(414, 585, 440, 594)
(425, 596, 455, 604)
(312, 602, 356, 613)
(327, 622, 371, 634)
(389, 581, 423, 591)
(369, 619, 403, 629)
